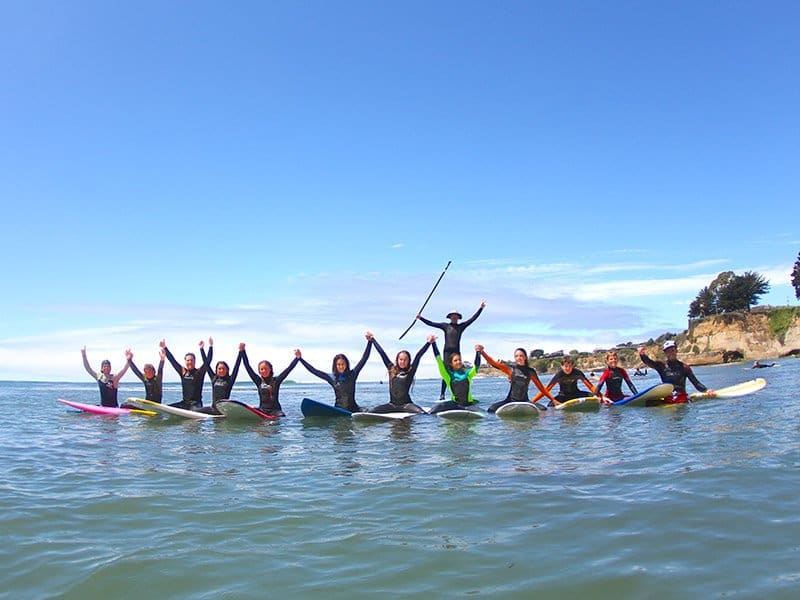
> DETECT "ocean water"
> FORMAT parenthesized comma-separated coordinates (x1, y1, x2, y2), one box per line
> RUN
(1, 361, 798, 599)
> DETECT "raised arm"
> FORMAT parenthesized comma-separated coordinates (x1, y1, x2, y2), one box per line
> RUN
(240, 346, 260, 384)
(351, 336, 373, 376)
(112, 352, 130, 387)
(163, 343, 183, 374)
(478, 347, 511, 377)
(416, 314, 445, 330)
(81, 347, 98, 379)
(371, 336, 393, 370)
(230, 347, 244, 385)
(408, 336, 434, 377)
(460, 299, 486, 328)
(275, 356, 300, 383)
(297, 353, 333, 383)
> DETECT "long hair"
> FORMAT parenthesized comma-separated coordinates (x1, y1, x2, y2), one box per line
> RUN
(389, 350, 412, 380)
(258, 360, 274, 379)
(331, 353, 351, 376)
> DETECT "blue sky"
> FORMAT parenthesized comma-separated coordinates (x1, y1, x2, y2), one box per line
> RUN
(1, 1, 797, 382)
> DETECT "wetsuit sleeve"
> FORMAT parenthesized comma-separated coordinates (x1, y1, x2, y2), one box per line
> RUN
(639, 352, 659, 370)
(351, 340, 373, 377)
(275, 357, 300, 383)
(408, 341, 431, 377)
(529, 370, 557, 403)
(545, 370, 562, 392)
(479, 350, 512, 377)
(241, 350, 260, 384)
(371, 338, 393, 370)
(622, 369, 638, 395)
(685, 366, 707, 393)
(164, 347, 183, 374)
(594, 370, 610, 395)
(468, 350, 481, 378)
(201, 347, 213, 378)
(128, 360, 145, 383)
(81, 352, 98, 380)
(574, 369, 597, 394)
(418, 316, 446, 331)
(156, 358, 164, 382)
(112, 361, 130, 387)
(460, 306, 484, 329)
(230, 350, 243, 385)
(299, 357, 333, 383)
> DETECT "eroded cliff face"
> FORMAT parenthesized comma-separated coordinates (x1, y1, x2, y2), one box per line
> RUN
(682, 309, 800, 362)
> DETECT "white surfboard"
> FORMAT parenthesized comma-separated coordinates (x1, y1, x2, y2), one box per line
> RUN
(690, 378, 766, 402)
(435, 409, 485, 420)
(495, 402, 541, 418)
(352, 411, 416, 422)
(126, 398, 224, 419)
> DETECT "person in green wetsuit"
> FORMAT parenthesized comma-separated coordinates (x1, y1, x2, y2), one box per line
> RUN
(429, 340, 482, 414)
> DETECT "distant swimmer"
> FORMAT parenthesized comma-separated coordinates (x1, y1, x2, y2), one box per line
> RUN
(638, 340, 709, 403)
(478, 345, 555, 412)
(368, 334, 434, 414)
(633, 367, 648, 377)
(594, 351, 638, 404)
(81, 346, 130, 407)
(297, 332, 373, 412)
(417, 299, 486, 400)
(240, 343, 300, 417)
(751, 360, 776, 369)
(429, 340, 482, 414)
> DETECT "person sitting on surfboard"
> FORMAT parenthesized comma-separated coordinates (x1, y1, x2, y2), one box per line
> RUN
(296, 333, 373, 412)
(162, 338, 212, 411)
(125, 348, 165, 404)
(368, 334, 435, 414)
(417, 299, 486, 400)
(194, 338, 243, 415)
(240, 343, 300, 417)
(594, 351, 638, 404)
(429, 340, 481, 414)
(478, 345, 556, 412)
(542, 356, 597, 407)
(638, 340, 708, 403)
(81, 346, 130, 407)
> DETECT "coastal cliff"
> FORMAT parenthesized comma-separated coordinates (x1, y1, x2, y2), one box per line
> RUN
(479, 306, 800, 375)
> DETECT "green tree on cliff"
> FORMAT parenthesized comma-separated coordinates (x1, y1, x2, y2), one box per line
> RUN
(688, 271, 770, 318)
(792, 251, 800, 300)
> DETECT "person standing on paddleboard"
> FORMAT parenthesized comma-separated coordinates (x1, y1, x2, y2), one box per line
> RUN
(125, 348, 165, 404)
(478, 345, 556, 412)
(368, 334, 435, 414)
(81, 347, 130, 407)
(194, 338, 243, 415)
(417, 299, 486, 400)
(638, 340, 708, 403)
(541, 356, 597, 407)
(594, 351, 638, 404)
(296, 332, 373, 412)
(162, 338, 212, 411)
(429, 340, 481, 414)
(240, 343, 300, 417)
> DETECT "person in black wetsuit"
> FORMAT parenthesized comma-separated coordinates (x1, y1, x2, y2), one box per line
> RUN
(80, 346, 130, 407)
(297, 333, 373, 412)
(161, 338, 211, 411)
(195, 338, 243, 415)
(368, 334, 435, 414)
(478, 345, 556, 412)
(417, 299, 486, 400)
(594, 351, 638, 404)
(240, 342, 300, 417)
(638, 340, 708, 403)
(542, 356, 597, 406)
(125, 348, 165, 404)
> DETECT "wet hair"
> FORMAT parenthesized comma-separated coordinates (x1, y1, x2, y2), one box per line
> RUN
(561, 356, 575, 366)
(184, 353, 196, 361)
(215, 361, 230, 373)
(258, 360, 274, 378)
(514, 348, 527, 359)
(143, 363, 155, 372)
(449, 352, 463, 370)
(605, 351, 618, 363)
(331, 353, 351, 376)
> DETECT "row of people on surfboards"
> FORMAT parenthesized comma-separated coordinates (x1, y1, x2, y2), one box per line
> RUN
(81, 328, 709, 417)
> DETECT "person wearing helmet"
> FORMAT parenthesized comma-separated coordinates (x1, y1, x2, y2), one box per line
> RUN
(637, 340, 708, 403)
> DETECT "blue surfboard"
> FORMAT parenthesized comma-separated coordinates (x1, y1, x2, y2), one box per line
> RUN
(612, 383, 674, 406)
(300, 397, 352, 417)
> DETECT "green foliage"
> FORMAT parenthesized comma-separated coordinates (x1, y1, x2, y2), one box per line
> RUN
(688, 271, 770, 317)
(767, 306, 799, 344)
(529, 349, 544, 359)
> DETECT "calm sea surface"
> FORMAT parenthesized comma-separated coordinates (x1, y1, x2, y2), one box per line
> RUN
(1, 361, 798, 599)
